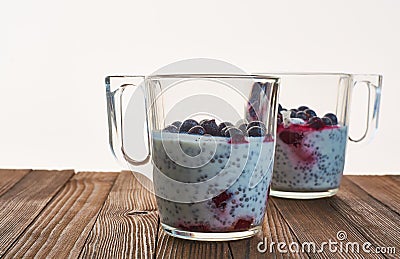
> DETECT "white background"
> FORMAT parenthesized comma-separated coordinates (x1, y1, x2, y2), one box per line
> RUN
(1, 0, 399, 174)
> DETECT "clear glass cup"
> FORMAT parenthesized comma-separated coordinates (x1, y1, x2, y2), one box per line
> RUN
(105, 74, 280, 240)
(259, 73, 382, 199)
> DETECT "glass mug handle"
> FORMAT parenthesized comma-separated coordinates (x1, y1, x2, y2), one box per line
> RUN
(105, 75, 151, 166)
(349, 75, 383, 143)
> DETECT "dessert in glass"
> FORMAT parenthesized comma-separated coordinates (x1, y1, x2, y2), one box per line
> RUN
(273, 105, 347, 195)
(262, 73, 382, 199)
(105, 74, 280, 240)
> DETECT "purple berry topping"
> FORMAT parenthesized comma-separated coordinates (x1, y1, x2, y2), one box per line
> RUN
(212, 191, 232, 209)
(279, 131, 303, 145)
(234, 218, 253, 230)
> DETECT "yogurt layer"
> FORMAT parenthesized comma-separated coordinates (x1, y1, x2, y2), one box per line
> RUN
(151, 131, 275, 232)
(272, 124, 348, 192)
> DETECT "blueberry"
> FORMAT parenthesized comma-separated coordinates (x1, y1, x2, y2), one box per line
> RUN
(297, 106, 309, 111)
(324, 113, 338, 125)
(218, 122, 233, 135)
(322, 117, 333, 126)
(290, 109, 298, 118)
(247, 126, 265, 137)
(200, 119, 219, 136)
(295, 111, 309, 121)
(188, 125, 205, 135)
(238, 123, 248, 134)
(305, 109, 317, 118)
(278, 104, 284, 113)
(179, 119, 198, 133)
(308, 117, 324, 129)
(247, 121, 266, 130)
(171, 121, 182, 128)
(163, 125, 178, 133)
(220, 126, 233, 137)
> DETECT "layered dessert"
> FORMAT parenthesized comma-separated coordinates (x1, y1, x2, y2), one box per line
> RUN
(152, 118, 275, 232)
(272, 105, 348, 192)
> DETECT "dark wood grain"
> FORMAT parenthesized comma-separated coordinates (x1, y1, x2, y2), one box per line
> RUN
(0, 169, 31, 196)
(272, 194, 383, 258)
(332, 177, 400, 258)
(347, 175, 400, 215)
(229, 198, 308, 259)
(3, 172, 118, 258)
(0, 171, 399, 258)
(79, 171, 159, 258)
(0, 169, 74, 256)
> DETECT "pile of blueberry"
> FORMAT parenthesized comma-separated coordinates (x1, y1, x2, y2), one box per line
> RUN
(163, 118, 267, 138)
(278, 104, 338, 130)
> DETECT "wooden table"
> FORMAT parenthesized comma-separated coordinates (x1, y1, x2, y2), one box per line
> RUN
(0, 169, 398, 258)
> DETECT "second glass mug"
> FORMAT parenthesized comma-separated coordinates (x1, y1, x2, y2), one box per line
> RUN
(106, 74, 280, 241)
(258, 73, 382, 199)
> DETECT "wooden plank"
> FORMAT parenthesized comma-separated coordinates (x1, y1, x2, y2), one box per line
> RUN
(347, 175, 400, 215)
(272, 192, 383, 258)
(229, 198, 308, 259)
(155, 226, 232, 259)
(331, 177, 400, 258)
(0, 169, 31, 196)
(3, 172, 118, 258)
(0, 169, 74, 256)
(80, 171, 159, 258)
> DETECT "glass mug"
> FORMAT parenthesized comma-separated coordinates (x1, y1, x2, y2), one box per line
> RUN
(105, 74, 280, 241)
(258, 73, 382, 199)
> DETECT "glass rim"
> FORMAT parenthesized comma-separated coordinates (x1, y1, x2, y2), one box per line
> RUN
(255, 72, 382, 77)
(105, 74, 280, 84)
(146, 73, 280, 81)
